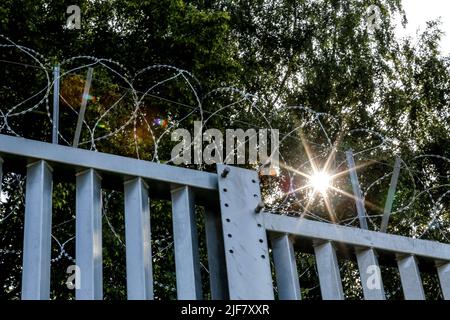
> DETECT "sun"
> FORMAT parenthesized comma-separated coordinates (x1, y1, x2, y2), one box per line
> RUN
(309, 171, 331, 194)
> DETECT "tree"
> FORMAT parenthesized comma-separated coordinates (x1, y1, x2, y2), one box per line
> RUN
(0, 0, 448, 300)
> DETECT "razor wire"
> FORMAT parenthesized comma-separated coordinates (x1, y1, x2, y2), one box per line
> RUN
(0, 34, 449, 297)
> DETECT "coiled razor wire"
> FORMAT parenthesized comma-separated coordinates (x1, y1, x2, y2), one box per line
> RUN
(1, 35, 449, 296)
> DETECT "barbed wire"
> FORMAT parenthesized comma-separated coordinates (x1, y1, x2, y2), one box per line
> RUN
(1, 34, 448, 236)
(0, 34, 449, 298)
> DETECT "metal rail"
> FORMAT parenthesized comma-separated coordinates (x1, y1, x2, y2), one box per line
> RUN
(0, 134, 217, 191)
(0, 134, 449, 300)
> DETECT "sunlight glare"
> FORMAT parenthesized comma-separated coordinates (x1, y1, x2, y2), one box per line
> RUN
(310, 171, 331, 194)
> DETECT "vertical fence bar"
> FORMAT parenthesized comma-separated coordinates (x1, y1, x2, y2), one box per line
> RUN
(397, 255, 425, 300)
(272, 234, 301, 300)
(216, 165, 274, 300)
(73, 68, 94, 148)
(436, 262, 450, 300)
(0, 157, 3, 195)
(314, 241, 344, 300)
(380, 157, 401, 232)
(204, 209, 228, 300)
(21, 160, 53, 300)
(345, 150, 368, 229)
(171, 185, 202, 300)
(124, 178, 153, 300)
(76, 169, 102, 300)
(355, 248, 385, 300)
(52, 64, 60, 144)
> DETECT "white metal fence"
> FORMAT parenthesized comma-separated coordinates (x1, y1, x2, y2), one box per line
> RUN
(0, 134, 449, 300)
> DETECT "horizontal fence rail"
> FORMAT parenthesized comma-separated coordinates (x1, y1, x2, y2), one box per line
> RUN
(0, 134, 217, 191)
(0, 134, 449, 300)
(262, 213, 450, 261)
(263, 212, 450, 300)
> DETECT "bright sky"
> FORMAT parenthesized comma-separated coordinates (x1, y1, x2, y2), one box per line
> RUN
(397, 0, 450, 55)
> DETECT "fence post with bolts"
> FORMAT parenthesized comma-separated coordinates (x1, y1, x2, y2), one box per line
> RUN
(217, 165, 273, 299)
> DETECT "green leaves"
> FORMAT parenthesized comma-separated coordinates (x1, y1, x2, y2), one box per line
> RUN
(0, 0, 449, 300)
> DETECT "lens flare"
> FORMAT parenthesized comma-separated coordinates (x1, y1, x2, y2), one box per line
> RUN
(310, 171, 331, 194)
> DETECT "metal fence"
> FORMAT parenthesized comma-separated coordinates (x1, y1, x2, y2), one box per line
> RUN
(0, 133, 449, 300)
